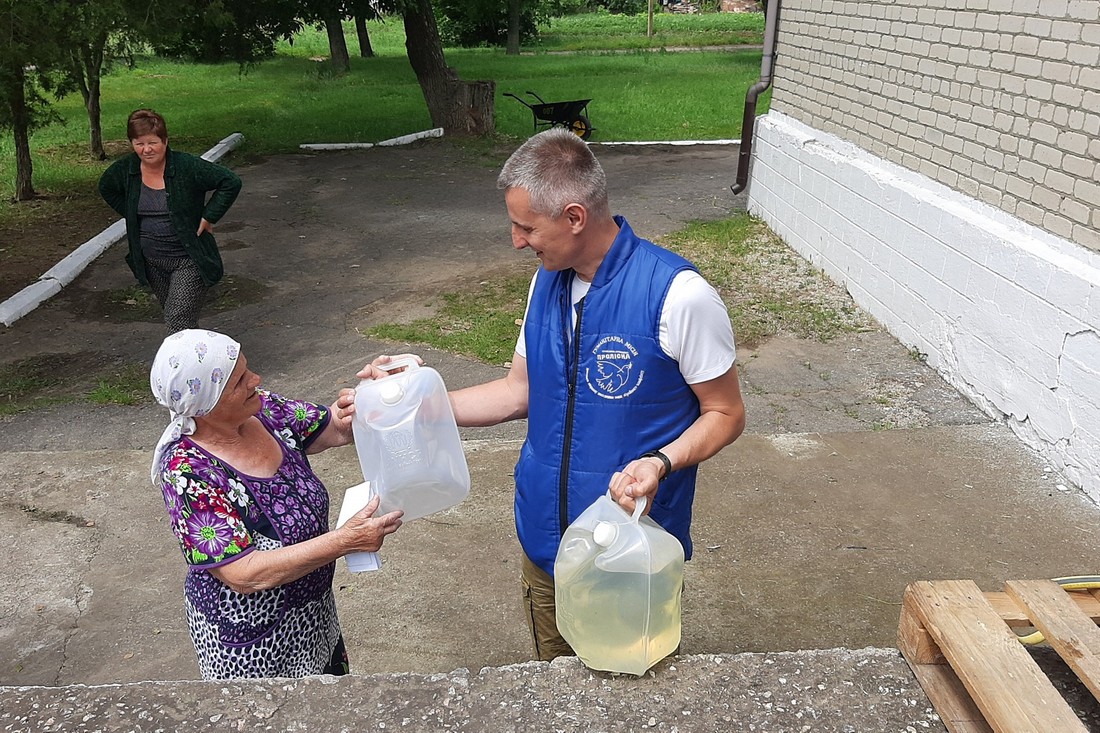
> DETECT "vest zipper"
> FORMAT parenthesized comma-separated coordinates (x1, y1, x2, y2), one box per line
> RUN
(559, 296, 585, 535)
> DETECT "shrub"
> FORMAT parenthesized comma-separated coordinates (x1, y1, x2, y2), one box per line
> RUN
(588, 0, 647, 14)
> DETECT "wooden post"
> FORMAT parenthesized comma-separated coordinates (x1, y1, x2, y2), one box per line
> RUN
(647, 0, 654, 38)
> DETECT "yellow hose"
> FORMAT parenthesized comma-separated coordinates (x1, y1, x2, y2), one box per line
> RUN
(1016, 576, 1100, 645)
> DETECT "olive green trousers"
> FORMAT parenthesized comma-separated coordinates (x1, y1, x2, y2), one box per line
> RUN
(520, 553, 575, 661)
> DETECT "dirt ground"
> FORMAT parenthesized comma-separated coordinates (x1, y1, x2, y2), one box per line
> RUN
(0, 196, 120, 303)
(0, 138, 745, 368)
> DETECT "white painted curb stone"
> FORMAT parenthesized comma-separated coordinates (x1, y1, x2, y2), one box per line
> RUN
(377, 128, 444, 146)
(300, 142, 375, 151)
(299, 127, 445, 151)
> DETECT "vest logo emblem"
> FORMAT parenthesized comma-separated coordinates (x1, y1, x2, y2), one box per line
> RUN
(585, 336, 644, 399)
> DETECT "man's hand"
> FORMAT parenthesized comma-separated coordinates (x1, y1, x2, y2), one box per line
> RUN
(608, 454, 666, 514)
(355, 353, 424, 381)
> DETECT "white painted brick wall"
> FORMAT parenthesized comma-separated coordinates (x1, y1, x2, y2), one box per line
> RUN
(749, 112, 1100, 504)
(770, 0, 1100, 252)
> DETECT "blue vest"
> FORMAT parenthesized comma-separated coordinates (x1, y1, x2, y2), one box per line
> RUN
(518, 217, 701, 576)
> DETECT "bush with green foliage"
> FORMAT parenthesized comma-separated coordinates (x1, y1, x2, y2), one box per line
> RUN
(151, 0, 302, 64)
(435, 0, 587, 48)
(435, 0, 532, 47)
(588, 0, 647, 14)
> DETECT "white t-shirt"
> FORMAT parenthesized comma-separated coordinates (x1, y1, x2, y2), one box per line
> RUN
(515, 270, 736, 385)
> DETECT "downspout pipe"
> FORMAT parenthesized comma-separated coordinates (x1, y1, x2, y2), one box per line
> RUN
(731, 0, 780, 194)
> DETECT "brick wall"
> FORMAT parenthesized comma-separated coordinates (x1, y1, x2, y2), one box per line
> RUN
(746, 3, 1100, 501)
(771, 0, 1100, 250)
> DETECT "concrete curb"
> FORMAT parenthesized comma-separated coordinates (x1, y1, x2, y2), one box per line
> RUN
(299, 127, 444, 151)
(0, 133, 245, 328)
(377, 127, 444, 146)
(200, 132, 243, 163)
(593, 139, 738, 146)
(300, 142, 376, 151)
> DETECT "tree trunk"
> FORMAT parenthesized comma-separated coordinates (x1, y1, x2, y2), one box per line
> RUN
(86, 72, 104, 160)
(354, 14, 374, 57)
(402, 0, 495, 136)
(72, 33, 107, 160)
(6, 64, 36, 201)
(324, 10, 351, 72)
(506, 0, 522, 56)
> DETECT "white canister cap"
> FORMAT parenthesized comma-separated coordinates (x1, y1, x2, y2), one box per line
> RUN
(379, 381, 404, 406)
(592, 521, 618, 548)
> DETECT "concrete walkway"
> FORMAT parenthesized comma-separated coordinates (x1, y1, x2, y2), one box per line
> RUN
(2, 139, 1099, 730)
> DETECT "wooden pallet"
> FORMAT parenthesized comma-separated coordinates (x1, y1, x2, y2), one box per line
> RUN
(898, 579, 1100, 733)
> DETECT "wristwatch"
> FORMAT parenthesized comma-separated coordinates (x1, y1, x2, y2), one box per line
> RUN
(640, 449, 672, 482)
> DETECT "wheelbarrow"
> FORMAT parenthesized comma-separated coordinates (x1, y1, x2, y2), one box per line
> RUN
(504, 91, 594, 140)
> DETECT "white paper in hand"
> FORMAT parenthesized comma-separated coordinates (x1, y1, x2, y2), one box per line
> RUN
(336, 481, 382, 572)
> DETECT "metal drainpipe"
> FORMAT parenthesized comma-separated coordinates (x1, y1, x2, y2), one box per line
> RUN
(731, 0, 781, 194)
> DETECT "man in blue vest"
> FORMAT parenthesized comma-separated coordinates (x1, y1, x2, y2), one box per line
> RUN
(448, 128, 746, 660)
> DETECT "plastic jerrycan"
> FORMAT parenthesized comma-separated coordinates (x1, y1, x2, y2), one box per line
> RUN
(554, 492, 685, 676)
(351, 357, 470, 522)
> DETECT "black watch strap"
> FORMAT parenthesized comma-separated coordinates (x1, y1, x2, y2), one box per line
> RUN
(640, 449, 672, 482)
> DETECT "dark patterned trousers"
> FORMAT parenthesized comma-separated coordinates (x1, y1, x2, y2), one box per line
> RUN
(143, 255, 207, 334)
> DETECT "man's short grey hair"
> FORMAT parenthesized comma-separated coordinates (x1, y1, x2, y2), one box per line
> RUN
(497, 128, 610, 220)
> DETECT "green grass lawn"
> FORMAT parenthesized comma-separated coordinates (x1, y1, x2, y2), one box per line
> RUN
(534, 11, 765, 50)
(277, 12, 765, 55)
(0, 13, 768, 210)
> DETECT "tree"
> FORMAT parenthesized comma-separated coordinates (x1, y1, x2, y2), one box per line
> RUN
(301, 0, 352, 73)
(400, 0, 495, 135)
(60, 0, 303, 169)
(66, 0, 141, 159)
(434, 0, 571, 51)
(151, 0, 302, 65)
(354, 15, 376, 57)
(349, 0, 383, 57)
(0, 0, 78, 201)
(323, 5, 353, 72)
(592, 0, 645, 12)
(506, 0, 523, 55)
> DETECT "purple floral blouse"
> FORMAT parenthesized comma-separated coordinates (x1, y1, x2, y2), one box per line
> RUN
(157, 390, 343, 679)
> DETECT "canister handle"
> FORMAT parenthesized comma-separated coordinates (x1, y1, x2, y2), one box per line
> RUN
(377, 355, 421, 375)
(606, 489, 646, 523)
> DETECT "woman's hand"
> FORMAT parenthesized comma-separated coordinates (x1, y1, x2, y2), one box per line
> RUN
(306, 387, 360, 454)
(355, 353, 424, 381)
(197, 218, 213, 236)
(339, 496, 404, 553)
(210, 495, 404, 594)
(328, 387, 357, 443)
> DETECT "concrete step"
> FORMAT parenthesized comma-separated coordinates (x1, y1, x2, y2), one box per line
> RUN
(0, 649, 944, 732)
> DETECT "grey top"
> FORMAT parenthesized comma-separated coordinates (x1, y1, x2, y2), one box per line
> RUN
(138, 184, 187, 259)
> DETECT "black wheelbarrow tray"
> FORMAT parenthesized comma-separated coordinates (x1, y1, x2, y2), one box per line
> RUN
(504, 91, 594, 140)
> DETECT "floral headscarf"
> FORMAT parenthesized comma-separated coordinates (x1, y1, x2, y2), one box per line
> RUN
(149, 329, 241, 485)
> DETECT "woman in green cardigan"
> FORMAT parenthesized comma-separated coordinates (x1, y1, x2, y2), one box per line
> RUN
(98, 109, 242, 333)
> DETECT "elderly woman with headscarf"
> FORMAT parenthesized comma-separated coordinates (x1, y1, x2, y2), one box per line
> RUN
(150, 329, 404, 680)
